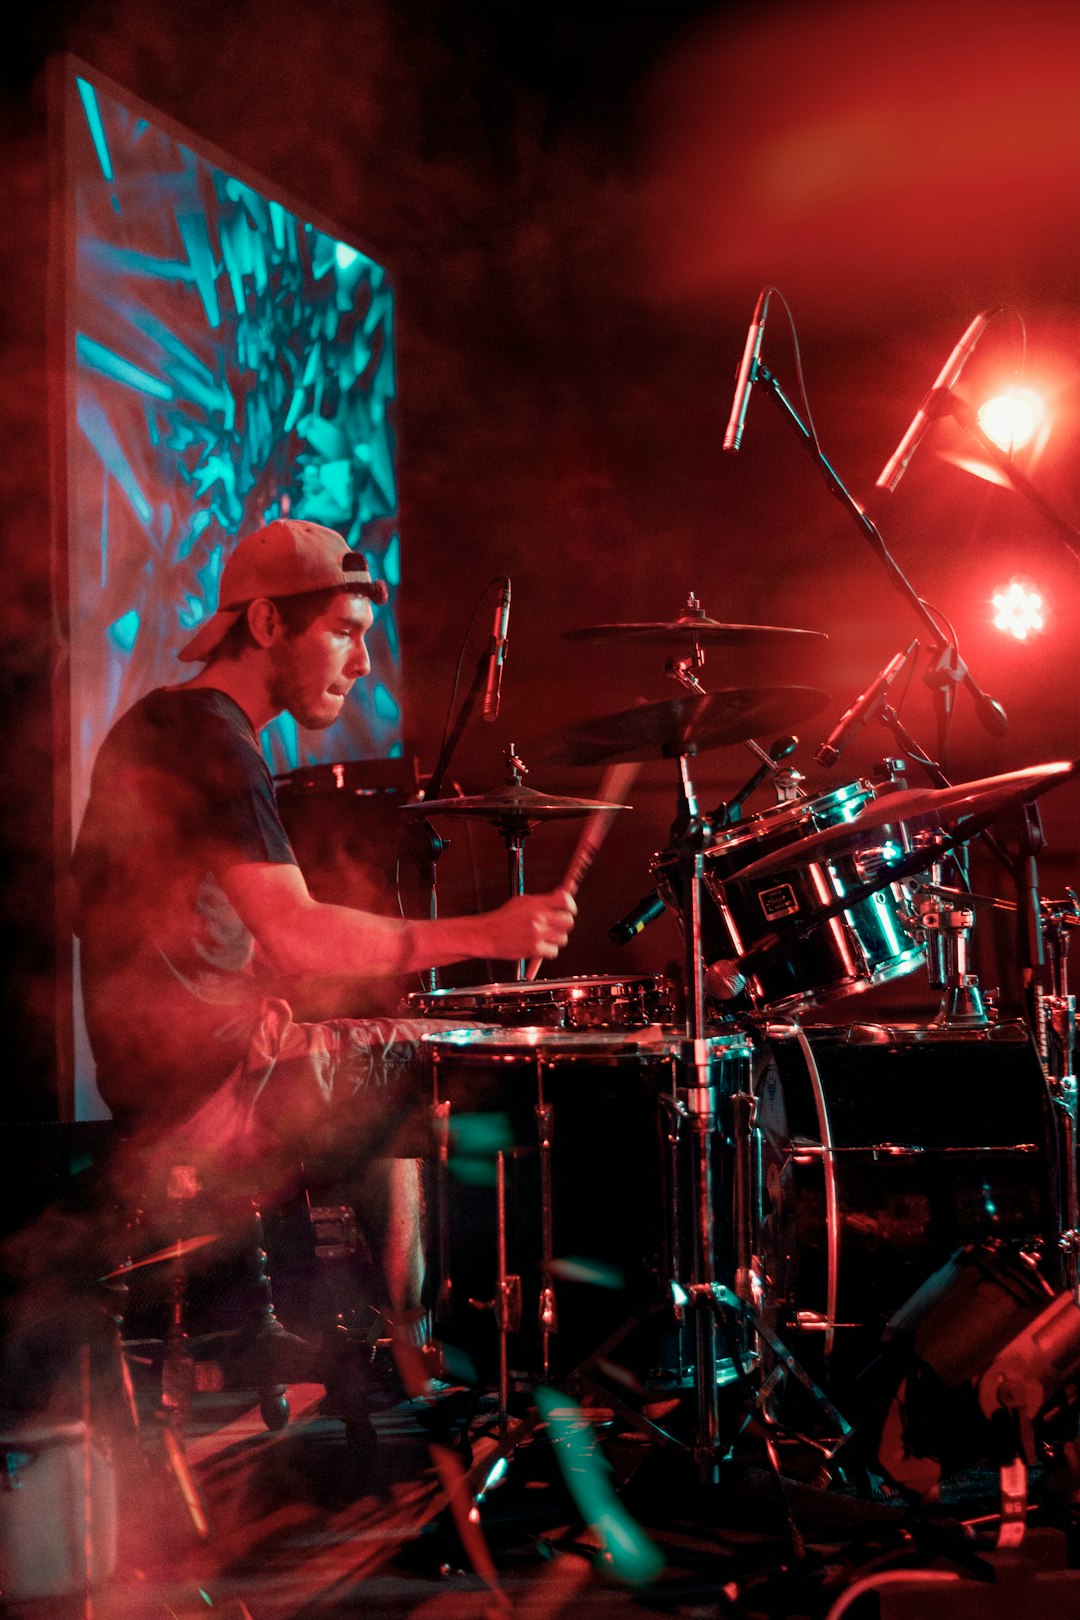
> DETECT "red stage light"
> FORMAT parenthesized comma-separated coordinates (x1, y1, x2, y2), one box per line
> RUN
(977, 389, 1046, 453)
(992, 579, 1046, 640)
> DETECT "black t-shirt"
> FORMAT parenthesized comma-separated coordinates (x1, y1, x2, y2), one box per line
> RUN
(73, 686, 298, 1130)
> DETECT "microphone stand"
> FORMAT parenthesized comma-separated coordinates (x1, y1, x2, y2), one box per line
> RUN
(753, 364, 1007, 774)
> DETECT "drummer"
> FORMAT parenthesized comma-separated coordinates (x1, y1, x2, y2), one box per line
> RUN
(73, 518, 576, 1351)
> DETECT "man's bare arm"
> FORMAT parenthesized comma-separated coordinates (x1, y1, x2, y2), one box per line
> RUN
(222, 862, 576, 978)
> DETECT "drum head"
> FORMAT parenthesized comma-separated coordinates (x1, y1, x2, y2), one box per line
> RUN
(751, 1022, 1053, 1385)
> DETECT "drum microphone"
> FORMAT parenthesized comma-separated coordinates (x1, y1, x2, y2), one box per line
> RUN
(483, 577, 511, 722)
(721, 734, 799, 824)
(609, 889, 667, 947)
(815, 640, 918, 768)
(609, 736, 798, 945)
(875, 311, 993, 493)
(723, 287, 771, 453)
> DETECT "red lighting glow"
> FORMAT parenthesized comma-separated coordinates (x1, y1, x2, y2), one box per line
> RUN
(992, 580, 1045, 640)
(977, 389, 1045, 453)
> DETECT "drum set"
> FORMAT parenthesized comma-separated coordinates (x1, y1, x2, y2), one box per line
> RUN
(390, 600, 1080, 1478)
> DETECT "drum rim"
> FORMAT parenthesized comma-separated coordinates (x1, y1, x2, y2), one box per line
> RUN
(653, 779, 875, 867)
(407, 972, 671, 1003)
(422, 1024, 752, 1056)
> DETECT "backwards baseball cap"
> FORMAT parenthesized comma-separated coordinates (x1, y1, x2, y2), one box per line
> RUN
(178, 519, 389, 663)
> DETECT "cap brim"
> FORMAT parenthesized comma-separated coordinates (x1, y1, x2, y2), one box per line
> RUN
(177, 607, 244, 663)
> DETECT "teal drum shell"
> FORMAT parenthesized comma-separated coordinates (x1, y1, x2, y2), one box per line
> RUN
(654, 780, 925, 1014)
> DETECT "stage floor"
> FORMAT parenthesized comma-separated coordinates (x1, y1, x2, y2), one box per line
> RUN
(17, 1369, 1080, 1620)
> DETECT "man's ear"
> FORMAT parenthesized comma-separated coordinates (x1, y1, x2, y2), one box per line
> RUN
(246, 598, 280, 649)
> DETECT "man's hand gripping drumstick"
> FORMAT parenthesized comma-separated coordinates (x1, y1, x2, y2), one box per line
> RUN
(524, 760, 641, 980)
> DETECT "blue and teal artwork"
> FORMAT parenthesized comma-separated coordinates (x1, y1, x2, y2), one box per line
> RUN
(67, 68, 403, 829)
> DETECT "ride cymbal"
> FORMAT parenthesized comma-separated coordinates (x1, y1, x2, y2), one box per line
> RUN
(402, 782, 632, 823)
(563, 617, 827, 648)
(735, 761, 1078, 883)
(539, 686, 831, 766)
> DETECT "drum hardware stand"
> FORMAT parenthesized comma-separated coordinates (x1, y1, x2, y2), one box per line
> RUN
(468, 1151, 523, 1441)
(723, 735, 803, 828)
(413, 577, 512, 992)
(666, 749, 855, 1482)
(484, 745, 542, 981)
(403, 815, 449, 996)
(669, 746, 734, 1479)
(914, 858, 989, 1028)
(663, 591, 709, 695)
(1040, 894, 1080, 1303)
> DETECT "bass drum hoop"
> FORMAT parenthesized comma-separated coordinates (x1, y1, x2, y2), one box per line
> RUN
(749, 1020, 1057, 1372)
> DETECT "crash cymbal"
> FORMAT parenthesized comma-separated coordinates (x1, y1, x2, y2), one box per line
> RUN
(99, 1233, 220, 1281)
(735, 761, 1078, 883)
(564, 617, 827, 648)
(403, 782, 632, 823)
(539, 687, 831, 766)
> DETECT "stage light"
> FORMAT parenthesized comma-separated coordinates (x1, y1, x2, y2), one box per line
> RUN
(867, 1242, 1080, 1510)
(976, 389, 1046, 453)
(992, 580, 1045, 640)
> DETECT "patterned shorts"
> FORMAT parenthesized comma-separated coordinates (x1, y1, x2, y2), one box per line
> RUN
(164, 999, 469, 1177)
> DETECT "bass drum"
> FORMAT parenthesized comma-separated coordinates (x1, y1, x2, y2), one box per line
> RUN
(405, 974, 673, 1030)
(750, 1021, 1056, 1382)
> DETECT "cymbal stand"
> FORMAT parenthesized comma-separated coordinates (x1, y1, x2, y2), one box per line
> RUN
(666, 749, 724, 1475)
(495, 746, 533, 980)
(419, 582, 510, 992)
(664, 592, 708, 694)
(1042, 894, 1080, 1302)
(914, 854, 989, 1028)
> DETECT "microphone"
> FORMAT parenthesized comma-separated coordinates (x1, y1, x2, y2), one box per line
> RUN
(482, 577, 511, 722)
(815, 640, 918, 768)
(723, 288, 771, 453)
(875, 311, 992, 493)
(719, 735, 798, 825)
(609, 889, 668, 947)
(610, 735, 799, 944)
(972, 687, 1009, 739)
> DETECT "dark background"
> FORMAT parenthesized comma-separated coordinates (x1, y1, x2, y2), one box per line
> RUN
(3, 0, 1079, 1116)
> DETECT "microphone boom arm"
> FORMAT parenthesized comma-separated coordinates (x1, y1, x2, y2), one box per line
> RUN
(753, 363, 1007, 768)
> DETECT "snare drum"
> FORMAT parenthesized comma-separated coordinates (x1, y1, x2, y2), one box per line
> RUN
(425, 1026, 748, 1381)
(654, 781, 924, 1013)
(750, 1021, 1055, 1380)
(406, 973, 673, 1030)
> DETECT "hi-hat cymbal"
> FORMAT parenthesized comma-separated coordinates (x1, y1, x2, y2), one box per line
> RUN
(99, 1233, 221, 1281)
(402, 783, 632, 823)
(564, 617, 827, 648)
(735, 761, 1078, 883)
(539, 687, 830, 767)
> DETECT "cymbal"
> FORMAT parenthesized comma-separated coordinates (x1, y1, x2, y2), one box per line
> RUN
(540, 687, 831, 766)
(735, 761, 1078, 883)
(564, 617, 827, 648)
(99, 1233, 220, 1281)
(402, 783, 632, 823)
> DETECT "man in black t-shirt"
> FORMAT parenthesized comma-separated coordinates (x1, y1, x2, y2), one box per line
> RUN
(73, 518, 576, 1339)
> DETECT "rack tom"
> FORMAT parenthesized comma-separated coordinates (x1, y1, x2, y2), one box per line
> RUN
(654, 781, 923, 1013)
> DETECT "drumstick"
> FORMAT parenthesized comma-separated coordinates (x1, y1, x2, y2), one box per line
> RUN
(525, 760, 640, 981)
